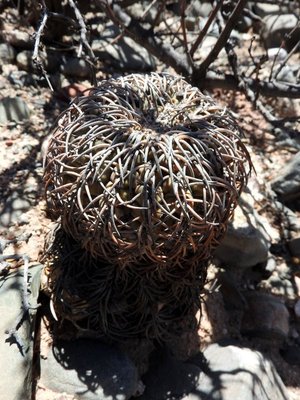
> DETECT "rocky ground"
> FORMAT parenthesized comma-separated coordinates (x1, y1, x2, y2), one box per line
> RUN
(1, 1, 300, 400)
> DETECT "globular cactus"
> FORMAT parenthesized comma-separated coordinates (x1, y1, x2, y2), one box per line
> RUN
(44, 73, 251, 267)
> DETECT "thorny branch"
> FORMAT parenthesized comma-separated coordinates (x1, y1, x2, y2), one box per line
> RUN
(32, 0, 53, 90)
(68, 0, 96, 63)
(32, 0, 97, 87)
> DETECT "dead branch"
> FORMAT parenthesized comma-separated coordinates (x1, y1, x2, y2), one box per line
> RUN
(190, 0, 223, 58)
(203, 72, 300, 99)
(98, 1, 300, 100)
(194, 0, 249, 80)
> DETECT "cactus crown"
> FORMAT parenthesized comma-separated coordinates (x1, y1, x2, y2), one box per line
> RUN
(44, 73, 251, 267)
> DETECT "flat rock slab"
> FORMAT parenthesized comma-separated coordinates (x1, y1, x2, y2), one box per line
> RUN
(0, 263, 42, 400)
(271, 152, 300, 204)
(0, 43, 16, 66)
(214, 194, 270, 268)
(0, 96, 30, 124)
(40, 338, 139, 400)
(187, 342, 290, 400)
(241, 292, 289, 341)
(91, 23, 156, 71)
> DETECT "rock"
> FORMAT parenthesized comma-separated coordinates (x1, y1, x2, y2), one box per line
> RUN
(213, 193, 270, 269)
(60, 57, 91, 78)
(259, 262, 297, 300)
(0, 190, 32, 226)
(262, 14, 300, 50)
(275, 65, 296, 84)
(188, 2, 213, 18)
(267, 47, 288, 61)
(274, 202, 300, 232)
(127, 2, 158, 24)
(7, 70, 36, 87)
(3, 29, 34, 49)
(17, 50, 62, 74)
(40, 338, 139, 400)
(16, 50, 33, 71)
(0, 96, 30, 124)
(253, 3, 280, 18)
(271, 152, 300, 204)
(187, 342, 290, 400)
(241, 292, 290, 341)
(0, 264, 42, 400)
(91, 24, 156, 71)
(265, 255, 277, 274)
(139, 349, 201, 400)
(0, 43, 16, 67)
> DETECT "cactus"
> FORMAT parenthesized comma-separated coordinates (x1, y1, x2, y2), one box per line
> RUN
(44, 73, 251, 267)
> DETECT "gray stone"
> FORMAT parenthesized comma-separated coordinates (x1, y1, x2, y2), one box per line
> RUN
(40, 338, 139, 400)
(16, 50, 33, 71)
(7, 70, 36, 87)
(0, 264, 42, 400)
(241, 292, 289, 340)
(259, 269, 297, 300)
(213, 194, 270, 269)
(0, 96, 30, 124)
(265, 255, 277, 274)
(187, 343, 290, 400)
(276, 65, 297, 84)
(267, 48, 288, 61)
(274, 202, 300, 232)
(127, 2, 158, 24)
(3, 29, 34, 49)
(0, 190, 32, 226)
(188, 2, 213, 18)
(0, 43, 16, 67)
(271, 152, 300, 203)
(91, 24, 156, 71)
(140, 350, 201, 400)
(253, 3, 280, 18)
(262, 14, 300, 50)
(60, 57, 91, 78)
(17, 50, 63, 74)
